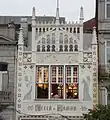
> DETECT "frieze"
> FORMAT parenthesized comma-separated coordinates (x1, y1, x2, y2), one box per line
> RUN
(26, 104, 88, 113)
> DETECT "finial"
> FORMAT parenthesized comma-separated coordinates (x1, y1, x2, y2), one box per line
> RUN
(32, 7, 36, 20)
(18, 27, 24, 45)
(80, 6, 84, 23)
(56, 0, 60, 25)
(92, 26, 97, 44)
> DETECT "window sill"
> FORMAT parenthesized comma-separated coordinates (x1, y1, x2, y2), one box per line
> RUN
(34, 99, 79, 101)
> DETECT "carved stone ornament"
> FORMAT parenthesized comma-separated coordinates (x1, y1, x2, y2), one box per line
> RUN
(83, 52, 92, 62)
(23, 53, 32, 63)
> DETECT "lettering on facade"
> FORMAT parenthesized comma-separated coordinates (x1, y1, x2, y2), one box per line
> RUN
(34, 104, 77, 112)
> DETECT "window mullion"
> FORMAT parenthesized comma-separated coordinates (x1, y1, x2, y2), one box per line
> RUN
(56, 66, 58, 84)
(63, 65, 66, 99)
(71, 66, 73, 83)
(48, 66, 51, 99)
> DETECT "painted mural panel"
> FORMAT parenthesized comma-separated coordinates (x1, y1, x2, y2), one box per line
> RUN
(79, 63, 93, 109)
(22, 64, 35, 101)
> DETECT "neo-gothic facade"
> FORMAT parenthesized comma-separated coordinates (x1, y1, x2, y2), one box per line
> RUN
(16, 4, 98, 120)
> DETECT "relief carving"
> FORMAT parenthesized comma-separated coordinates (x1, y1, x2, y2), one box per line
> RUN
(23, 76, 32, 100)
(82, 76, 92, 101)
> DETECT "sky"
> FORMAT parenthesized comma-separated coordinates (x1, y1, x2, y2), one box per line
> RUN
(0, 0, 95, 21)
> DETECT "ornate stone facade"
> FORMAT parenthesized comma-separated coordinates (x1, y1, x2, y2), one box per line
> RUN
(16, 2, 98, 120)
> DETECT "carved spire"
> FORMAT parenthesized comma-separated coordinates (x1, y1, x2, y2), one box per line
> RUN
(56, 0, 60, 25)
(92, 27, 97, 45)
(79, 6, 84, 23)
(32, 7, 36, 20)
(18, 27, 24, 45)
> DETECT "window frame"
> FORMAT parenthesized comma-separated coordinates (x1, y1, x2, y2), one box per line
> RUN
(105, 40, 110, 64)
(0, 62, 8, 91)
(105, 0, 110, 19)
(35, 65, 79, 100)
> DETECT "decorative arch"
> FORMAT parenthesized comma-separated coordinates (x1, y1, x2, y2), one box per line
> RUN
(36, 28, 79, 52)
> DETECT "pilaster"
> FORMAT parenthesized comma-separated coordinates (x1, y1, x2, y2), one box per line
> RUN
(16, 28, 24, 113)
(92, 27, 98, 107)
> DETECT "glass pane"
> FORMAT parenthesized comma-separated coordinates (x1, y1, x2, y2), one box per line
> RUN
(66, 66, 71, 83)
(107, 41, 110, 47)
(107, 48, 110, 63)
(58, 66, 63, 83)
(36, 66, 48, 83)
(51, 66, 56, 82)
(51, 84, 63, 99)
(44, 67, 48, 82)
(107, 4, 110, 18)
(37, 84, 48, 98)
(66, 83, 78, 99)
(73, 67, 78, 82)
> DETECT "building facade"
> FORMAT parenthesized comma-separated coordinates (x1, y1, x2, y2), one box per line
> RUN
(16, 2, 98, 120)
(98, 0, 110, 105)
(0, 21, 16, 110)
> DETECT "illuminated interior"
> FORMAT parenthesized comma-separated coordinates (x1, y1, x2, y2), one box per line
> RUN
(36, 65, 79, 99)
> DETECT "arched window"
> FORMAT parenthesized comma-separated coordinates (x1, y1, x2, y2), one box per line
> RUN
(74, 45, 78, 51)
(52, 33, 55, 44)
(69, 45, 73, 52)
(59, 45, 63, 52)
(52, 45, 55, 52)
(64, 35, 68, 44)
(37, 45, 40, 52)
(59, 33, 63, 44)
(42, 45, 45, 52)
(42, 38, 45, 44)
(47, 35, 50, 44)
(69, 37, 73, 44)
(64, 45, 68, 52)
(47, 45, 50, 52)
